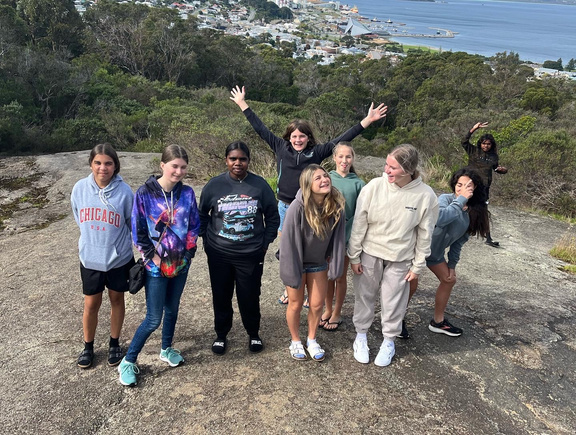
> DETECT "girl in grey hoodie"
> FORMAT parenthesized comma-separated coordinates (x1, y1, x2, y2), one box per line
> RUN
(279, 164, 346, 362)
(71, 144, 134, 370)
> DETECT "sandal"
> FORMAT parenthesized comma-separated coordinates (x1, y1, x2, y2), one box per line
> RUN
(323, 320, 342, 331)
(77, 348, 94, 369)
(278, 293, 289, 305)
(108, 346, 123, 366)
(306, 342, 325, 361)
(289, 342, 307, 360)
(319, 316, 330, 328)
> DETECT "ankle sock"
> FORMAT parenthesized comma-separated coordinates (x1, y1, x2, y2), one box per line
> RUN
(291, 340, 302, 346)
(306, 338, 317, 347)
(84, 340, 94, 351)
(109, 337, 119, 348)
(356, 333, 367, 341)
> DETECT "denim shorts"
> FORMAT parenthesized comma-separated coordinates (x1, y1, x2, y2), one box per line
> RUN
(304, 263, 328, 274)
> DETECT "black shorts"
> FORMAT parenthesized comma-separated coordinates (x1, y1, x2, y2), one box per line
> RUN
(80, 258, 136, 296)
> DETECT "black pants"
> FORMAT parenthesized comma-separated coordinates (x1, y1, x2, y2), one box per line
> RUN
(205, 244, 264, 338)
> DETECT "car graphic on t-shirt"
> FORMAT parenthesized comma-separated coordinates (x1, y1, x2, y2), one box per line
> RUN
(222, 219, 253, 234)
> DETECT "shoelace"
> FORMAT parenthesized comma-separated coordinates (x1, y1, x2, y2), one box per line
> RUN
(122, 363, 140, 374)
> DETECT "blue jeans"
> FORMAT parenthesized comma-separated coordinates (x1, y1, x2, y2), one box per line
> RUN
(278, 200, 290, 232)
(125, 267, 189, 363)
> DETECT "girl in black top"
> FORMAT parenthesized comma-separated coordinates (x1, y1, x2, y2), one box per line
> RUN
(462, 122, 507, 247)
(199, 141, 280, 355)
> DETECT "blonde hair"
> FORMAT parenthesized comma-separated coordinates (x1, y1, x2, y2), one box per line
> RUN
(332, 141, 357, 173)
(389, 144, 420, 179)
(299, 164, 345, 239)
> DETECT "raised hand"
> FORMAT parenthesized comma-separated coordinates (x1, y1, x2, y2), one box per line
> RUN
(230, 86, 249, 111)
(361, 103, 388, 128)
(462, 178, 474, 199)
(471, 121, 489, 132)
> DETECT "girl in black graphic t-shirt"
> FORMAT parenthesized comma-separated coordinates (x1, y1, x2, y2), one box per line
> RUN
(199, 141, 280, 355)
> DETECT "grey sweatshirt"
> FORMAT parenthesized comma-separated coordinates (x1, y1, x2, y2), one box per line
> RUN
(71, 174, 134, 271)
(279, 189, 346, 289)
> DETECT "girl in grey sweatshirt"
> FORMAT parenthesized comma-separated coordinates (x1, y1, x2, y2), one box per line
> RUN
(71, 144, 134, 369)
(279, 164, 345, 362)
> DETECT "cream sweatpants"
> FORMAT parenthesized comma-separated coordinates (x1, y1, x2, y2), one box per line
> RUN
(352, 252, 411, 339)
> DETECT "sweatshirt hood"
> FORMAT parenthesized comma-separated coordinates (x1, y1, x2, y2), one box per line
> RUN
(143, 174, 183, 200)
(384, 174, 423, 191)
(329, 170, 360, 180)
(294, 189, 304, 205)
(89, 173, 125, 210)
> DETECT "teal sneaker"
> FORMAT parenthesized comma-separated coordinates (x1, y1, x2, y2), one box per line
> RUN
(118, 357, 139, 386)
(159, 347, 184, 367)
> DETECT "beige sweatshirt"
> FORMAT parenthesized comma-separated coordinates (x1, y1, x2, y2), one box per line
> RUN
(347, 175, 439, 275)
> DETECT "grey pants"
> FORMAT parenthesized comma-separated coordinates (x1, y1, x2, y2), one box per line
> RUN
(352, 252, 411, 339)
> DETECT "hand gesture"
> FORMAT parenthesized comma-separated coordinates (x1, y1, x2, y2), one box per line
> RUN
(230, 86, 249, 111)
(461, 178, 474, 199)
(470, 122, 489, 133)
(446, 268, 456, 283)
(361, 103, 388, 128)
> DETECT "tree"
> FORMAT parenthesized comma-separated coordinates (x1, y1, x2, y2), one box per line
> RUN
(565, 58, 576, 72)
(542, 58, 563, 71)
(18, 0, 84, 56)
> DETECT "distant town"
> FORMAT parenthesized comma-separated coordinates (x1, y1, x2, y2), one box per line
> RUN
(74, 0, 576, 79)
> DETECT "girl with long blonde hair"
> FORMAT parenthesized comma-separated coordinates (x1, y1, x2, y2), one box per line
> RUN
(279, 164, 346, 361)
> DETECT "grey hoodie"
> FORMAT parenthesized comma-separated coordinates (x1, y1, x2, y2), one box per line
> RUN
(71, 174, 134, 271)
(279, 189, 346, 289)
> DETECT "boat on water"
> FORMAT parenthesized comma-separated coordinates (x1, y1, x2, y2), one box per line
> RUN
(386, 18, 393, 24)
(371, 17, 381, 22)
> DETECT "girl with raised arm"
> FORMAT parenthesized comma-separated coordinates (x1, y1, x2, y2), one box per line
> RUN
(402, 168, 490, 338)
(230, 85, 386, 304)
(462, 122, 507, 247)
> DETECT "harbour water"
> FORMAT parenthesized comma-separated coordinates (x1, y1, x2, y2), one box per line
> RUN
(348, 0, 576, 64)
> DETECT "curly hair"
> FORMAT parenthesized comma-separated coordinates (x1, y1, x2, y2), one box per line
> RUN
(299, 164, 345, 239)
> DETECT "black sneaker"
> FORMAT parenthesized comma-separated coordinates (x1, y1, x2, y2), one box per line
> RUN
(396, 319, 410, 339)
(211, 338, 227, 355)
(77, 349, 94, 369)
(485, 239, 500, 247)
(428, 319, 463, 337)
(108, 346, 123, 367)
(249, 336, 264, 353)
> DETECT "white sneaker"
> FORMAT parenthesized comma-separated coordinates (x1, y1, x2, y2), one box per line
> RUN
(353, 337, 370, 364)
(374, 340, 395, 367)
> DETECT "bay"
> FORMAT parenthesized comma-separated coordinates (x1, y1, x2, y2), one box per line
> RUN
(347, 0, 576, 64)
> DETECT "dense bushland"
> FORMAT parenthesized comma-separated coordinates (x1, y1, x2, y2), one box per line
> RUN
(1, 0, 576, 216)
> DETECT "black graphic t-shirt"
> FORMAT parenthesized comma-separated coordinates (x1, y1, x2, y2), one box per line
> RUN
(199, 172, 280, 256)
